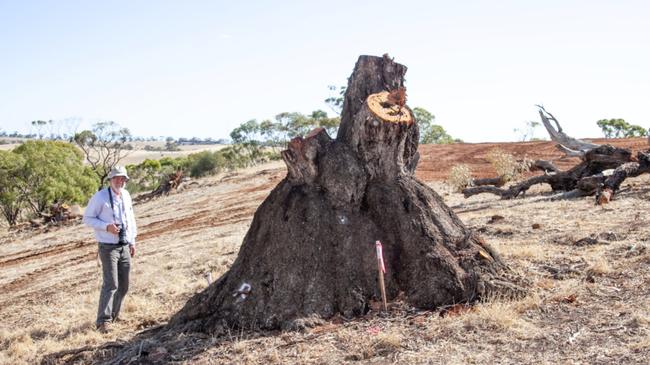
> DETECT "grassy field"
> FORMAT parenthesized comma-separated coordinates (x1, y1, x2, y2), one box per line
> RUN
(1, 141, 649, 364)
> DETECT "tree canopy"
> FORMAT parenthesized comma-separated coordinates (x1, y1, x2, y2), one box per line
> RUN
(596, 118, 648, 138)
(0, 141, 98, 226)
(230, 110, 341, 146)
(413, 107, 456, 144)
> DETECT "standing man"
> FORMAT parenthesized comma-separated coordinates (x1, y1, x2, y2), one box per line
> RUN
(83, 165, 137, 333)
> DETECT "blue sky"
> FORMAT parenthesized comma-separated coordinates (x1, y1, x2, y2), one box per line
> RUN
(1, 0, 648, 142)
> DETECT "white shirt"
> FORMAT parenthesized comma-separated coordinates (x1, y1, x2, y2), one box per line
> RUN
(83, 187, 137, 246)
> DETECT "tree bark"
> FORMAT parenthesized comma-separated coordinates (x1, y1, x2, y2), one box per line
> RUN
(462, 103, 644, 201)
(463, 145, 634, 199)
(169, 55, 524, 334)
(597, 151, 650, 204)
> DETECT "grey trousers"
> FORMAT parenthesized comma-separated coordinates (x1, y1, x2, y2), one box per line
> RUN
(97, 243, 131, 326)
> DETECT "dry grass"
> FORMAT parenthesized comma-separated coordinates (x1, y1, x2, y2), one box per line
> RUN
(446, 164, 472, 191)
(588, 256, 612, 275)
(486, 148, 531, 182)
(1, 159, 649, 364)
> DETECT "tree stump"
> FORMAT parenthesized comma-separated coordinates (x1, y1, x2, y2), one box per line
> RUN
(170, 55, 524, 333)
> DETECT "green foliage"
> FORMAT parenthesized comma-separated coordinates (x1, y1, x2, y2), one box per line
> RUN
(188, 151, 225, 178)
(0, 141, 98, 225)
(126, 156, 191, 194)
(414, 107, 455, 144)
(160, 156, 189, 171)
(126, 143, 280, 193)
(0, 151, 26, 225)
(13, 141, 98, 214)
(596, 119, 648, 138)
(126, 159, 162, 193)
(230, 119, 261, 145)
(230, 111, 340, 147)
(309, 110, 340, 137)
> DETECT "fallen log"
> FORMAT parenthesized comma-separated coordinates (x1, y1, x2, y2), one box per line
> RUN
(462, 106, 649, 201)
(530, 159, 560, 174)
(463, 145, 633, 199)
(134, 170, 185, 203)
(597, 150, 650, 204)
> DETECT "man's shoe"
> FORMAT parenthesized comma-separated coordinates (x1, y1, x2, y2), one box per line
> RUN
(96, 322, 112, 333)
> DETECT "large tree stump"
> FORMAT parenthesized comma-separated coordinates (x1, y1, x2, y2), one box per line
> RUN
(169, 55, 523, 333)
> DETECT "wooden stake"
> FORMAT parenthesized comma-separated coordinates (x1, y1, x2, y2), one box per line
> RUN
(376, 241, 388, 312)
(377, 266, 387, 312)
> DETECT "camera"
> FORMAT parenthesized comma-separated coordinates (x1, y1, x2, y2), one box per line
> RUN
(117, 225, 128, 244)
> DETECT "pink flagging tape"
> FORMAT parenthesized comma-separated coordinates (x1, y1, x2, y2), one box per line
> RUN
(375, 240, 386, 273)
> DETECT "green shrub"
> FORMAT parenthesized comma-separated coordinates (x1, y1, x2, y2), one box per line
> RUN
(188, 151, 224, 178)
(0, 141, 98, 225)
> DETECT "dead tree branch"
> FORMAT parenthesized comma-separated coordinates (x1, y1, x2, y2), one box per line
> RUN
(536, 105, 599, 155)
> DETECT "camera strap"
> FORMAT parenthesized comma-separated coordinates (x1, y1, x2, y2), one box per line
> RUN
(107, 187, 127, 229)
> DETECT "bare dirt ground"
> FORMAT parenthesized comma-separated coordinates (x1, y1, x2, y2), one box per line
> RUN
(1, 138, 649, 364)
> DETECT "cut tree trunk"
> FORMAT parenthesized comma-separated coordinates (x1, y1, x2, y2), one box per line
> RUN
(169, 55, 524, 334)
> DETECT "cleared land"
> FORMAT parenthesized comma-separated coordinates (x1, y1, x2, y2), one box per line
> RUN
(1, 139, 649, 364)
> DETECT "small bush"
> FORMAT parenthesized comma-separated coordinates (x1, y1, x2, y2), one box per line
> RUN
(486, 149, 531, 182)
(447, 164, 472, 192)
(189, 151, 223, 178)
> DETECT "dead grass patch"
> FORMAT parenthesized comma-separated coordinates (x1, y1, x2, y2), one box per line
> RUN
(438, 296, 541, 340)
(447, 164, 472, 192)
(2, 160, 650, 364)
(587, 256, 612, 275)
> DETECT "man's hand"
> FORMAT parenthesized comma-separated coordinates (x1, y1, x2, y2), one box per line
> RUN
(129, 245, 136, 257)
(106, 223, 119, 234)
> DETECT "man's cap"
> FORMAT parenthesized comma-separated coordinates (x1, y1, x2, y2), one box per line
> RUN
(107, 165, 130, 181)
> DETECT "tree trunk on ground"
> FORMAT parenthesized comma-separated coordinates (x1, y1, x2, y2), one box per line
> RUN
(134, 171, 185, 203)
(463, 145, 634, 199)
(169, 55, 524, 334)
(462, 106, 648, 201)
(597, 150, 650, 204)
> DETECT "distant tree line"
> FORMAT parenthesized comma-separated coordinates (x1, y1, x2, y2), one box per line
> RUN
(596, 118, 648, 138)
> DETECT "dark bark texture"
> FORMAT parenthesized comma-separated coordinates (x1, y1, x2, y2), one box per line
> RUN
(463, 143, 636, 199)
(169, 55, 523, 334)
(461, 106, 650, 203)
